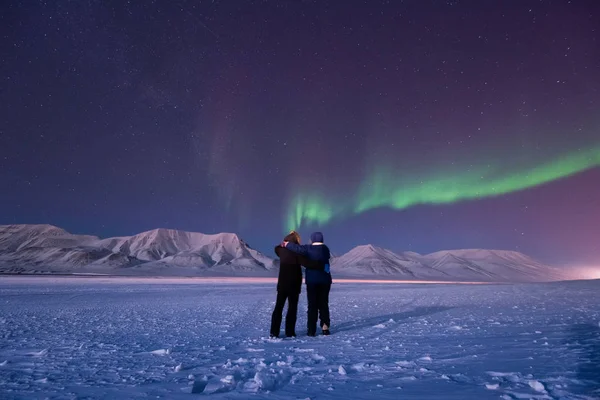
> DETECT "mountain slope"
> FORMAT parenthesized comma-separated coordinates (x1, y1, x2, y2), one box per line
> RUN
(332, 245, 447, 280)
(0, 225, 274, 275)
(0, 225, 571, 282)
(422, 249, 567, 282)
(332, 246, 569, 282)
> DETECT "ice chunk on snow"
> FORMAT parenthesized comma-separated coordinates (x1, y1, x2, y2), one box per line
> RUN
(338, 365, 347, 375)
(351, 363, 365, 372)
(293, 348, 315, 353)
(487, 371, 515, 377)
(528, 380, 545, 392)
(253, 371, 280, 391)
(419, 356, 432, 361)
(28, 349, 48, 357)
(150, 348, 170, 355)
(401, 376, 417, 381)
(174, 363, 182, 372)
(242, 380, 259, 393)
(373, 324, 386, 328)
(0, 360, 7, 366)
(202, 378, 229, 394)
(395, 360, 415, 367)
(485, 383, 499, 390)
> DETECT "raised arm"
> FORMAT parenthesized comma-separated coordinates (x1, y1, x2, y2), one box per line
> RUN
(283, 242, 309, 256)
(297, 254, 325, 270)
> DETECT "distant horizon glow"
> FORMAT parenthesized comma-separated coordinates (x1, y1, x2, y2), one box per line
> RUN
(574, 267, 600, 280)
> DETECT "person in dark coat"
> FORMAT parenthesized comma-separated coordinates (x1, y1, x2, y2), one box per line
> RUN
(282, 231, 332, 336)
(270, 231, 325, 338)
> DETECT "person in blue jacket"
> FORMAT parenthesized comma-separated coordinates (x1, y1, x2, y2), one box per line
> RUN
(283, 231, 332, 336)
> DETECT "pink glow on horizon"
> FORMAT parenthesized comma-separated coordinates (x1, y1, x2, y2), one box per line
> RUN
(572, 267, 600, 280)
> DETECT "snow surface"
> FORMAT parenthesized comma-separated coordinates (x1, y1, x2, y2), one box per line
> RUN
(1, 276, 599, 399)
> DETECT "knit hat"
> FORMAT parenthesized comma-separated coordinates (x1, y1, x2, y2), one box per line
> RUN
(310, 231, 324, 243)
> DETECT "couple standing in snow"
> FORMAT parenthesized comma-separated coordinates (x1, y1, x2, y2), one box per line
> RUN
(270, 231, 332, 338)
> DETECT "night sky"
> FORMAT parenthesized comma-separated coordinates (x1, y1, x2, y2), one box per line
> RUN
(1, 1, 599, 266)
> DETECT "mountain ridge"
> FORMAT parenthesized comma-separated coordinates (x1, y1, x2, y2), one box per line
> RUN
(0, 224, 571, 282)
(0, 224, 274, 276)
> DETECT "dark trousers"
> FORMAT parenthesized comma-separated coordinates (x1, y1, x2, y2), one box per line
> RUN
(306, 283, 331, 334)
(270, 290, 300, 337)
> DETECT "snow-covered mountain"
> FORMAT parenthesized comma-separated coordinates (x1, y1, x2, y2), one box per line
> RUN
(0, 224, 274, 276)
(0, 224, 571, 282)
(333, 246, 569, 282)
(422, 249, 566, 282)
(96, 228, 274, 272)
(332, 245, 447, 280)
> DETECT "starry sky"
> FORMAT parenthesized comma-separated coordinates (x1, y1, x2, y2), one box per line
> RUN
(1, 0, 599, 266)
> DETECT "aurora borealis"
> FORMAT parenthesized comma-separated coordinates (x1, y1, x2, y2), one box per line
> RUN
(1, 0, 599, 266)
(288, 144, 600, 229)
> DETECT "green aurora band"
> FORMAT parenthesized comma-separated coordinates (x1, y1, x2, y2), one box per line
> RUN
(286, 145, 600, 230)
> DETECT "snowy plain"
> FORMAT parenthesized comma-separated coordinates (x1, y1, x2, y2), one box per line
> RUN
(1, 277, 599, 399)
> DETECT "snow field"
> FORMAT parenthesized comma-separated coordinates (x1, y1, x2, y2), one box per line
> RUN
(0, 277, 599, 399)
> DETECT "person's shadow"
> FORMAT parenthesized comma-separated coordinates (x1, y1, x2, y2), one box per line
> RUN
(569, 323, 600, 396)
(334, 306, 455, 333)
